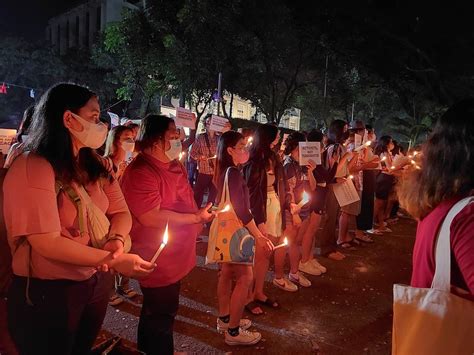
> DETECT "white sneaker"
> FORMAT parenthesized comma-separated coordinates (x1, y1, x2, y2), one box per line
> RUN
(273, 277, 298, 292)
(310, 259, 327, 273)
(225, 329, 262, 346)
(217, 318, 252, 333)
(299, 260, 322, 276)
(289, 272, 311, 287)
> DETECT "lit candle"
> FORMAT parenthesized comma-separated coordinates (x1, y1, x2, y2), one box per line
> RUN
(413, 151, 418, 157)
(246, 136, 253, 146)
(207, 155, 217, 160)
(348, 174, 354, 179)
(150, 223, 169, 264)
(297, 191, 310, 208)
(364, 140, 372, 147)
(381, 156, 387, 162)
(179, 152, 186, 161)
(273, 237, 288, 250)
(218, 204, 230, 214)
(415, 165, 421, 170)
(390, 166, 396, 170)
(410, 159, 416, 165)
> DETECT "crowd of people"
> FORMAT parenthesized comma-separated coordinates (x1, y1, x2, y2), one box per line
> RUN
(0, 82, 472, 355)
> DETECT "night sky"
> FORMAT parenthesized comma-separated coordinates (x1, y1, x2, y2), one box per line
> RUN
(0, 1, 83, 40)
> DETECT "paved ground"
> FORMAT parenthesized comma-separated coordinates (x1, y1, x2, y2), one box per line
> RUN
(99, 217, 417, 354)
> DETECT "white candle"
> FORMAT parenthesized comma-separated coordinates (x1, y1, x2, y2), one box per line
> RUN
(150, 223, 169, 264)
(297, 191, 310, 209)
(207, 155, 217, 160)
(218, 204, 230, 214)
(273, 237, 288, 250)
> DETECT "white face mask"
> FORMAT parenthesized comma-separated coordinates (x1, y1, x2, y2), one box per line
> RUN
(165, 139, 182, 161)
(69, 113, 108, 149)
(21, 135, 29, 143)
(121, 138, 135, 153)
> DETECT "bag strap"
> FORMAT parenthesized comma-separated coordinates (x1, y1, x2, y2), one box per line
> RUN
(55, 181, 86, 236)
(431, 196, 474, 291)
(221, 167, 232, 206)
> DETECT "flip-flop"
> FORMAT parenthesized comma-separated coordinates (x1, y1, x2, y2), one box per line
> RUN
(356, 234, 374, 243)
(255, 297, 280, 309)
(337, 241, 356, 250)
(245, 301, 264, 315)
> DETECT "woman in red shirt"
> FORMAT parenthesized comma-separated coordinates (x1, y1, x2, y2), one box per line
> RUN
(120, 114, 215, 355)
(398, 98, 474, 299)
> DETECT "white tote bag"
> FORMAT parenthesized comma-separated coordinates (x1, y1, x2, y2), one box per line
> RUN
(392, 197, 474, 355)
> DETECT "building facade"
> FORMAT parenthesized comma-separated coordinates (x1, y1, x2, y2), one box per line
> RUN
(45, 0, 143, 55)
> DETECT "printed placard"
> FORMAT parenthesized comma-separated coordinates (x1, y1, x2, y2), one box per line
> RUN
(354, 133, 362, 148)
(299, 142, 321, 166)
(333, 178, 360, 207)
(107, 112, 120, 127)
(174, 107, 196, 128)
(0, 129, 17, 154)
(209, 115, 229, 133)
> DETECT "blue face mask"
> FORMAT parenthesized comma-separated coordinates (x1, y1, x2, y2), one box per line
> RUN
(165, 139, 182, 161)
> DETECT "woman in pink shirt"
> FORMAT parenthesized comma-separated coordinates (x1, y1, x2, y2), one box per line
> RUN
(120, 114, 215, 355)
(3, 83, 154, 355)
(398, 98, 474, 300)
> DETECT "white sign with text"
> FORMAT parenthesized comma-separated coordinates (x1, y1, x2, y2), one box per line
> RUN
(209, 115, 229, 133)
(174, 107, 196, 128)
(333, 178, 360, 207)
(299, 141, 321, 166)
(0, 129, 17, 154)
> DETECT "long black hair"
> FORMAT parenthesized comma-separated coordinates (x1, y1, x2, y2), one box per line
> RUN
(374, 135, 393, 155)
(327, 120, 348, 145)
(213, 130, 243, 187)
(399, 98, 474, 219)
(284, 131, 306, 156)
(250, 124, 279, 169)
(17, 105, 35, 143)
(25, 83, 108, 184)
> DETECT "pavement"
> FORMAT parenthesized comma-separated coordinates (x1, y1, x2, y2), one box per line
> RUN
(99, 216, 417, 354)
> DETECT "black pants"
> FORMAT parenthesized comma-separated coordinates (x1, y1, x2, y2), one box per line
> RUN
(193, 173, 217, 208)
(315, 185, 339, 256)
(138, 282, 181, 355)
(8, 273, 112, 355)
(356, 170, 376, 230)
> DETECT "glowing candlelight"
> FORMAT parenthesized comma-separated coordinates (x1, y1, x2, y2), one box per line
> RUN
(246, 136, 253, 146)
(273, 237, 288, 250)
(390, 166, 396, 170)
(207, 155, 217, 160)
(297, 191, 310, 208)
(179, 152, 186, 161)
(150, 223, 169, 264)
(410, 159, 416, 165)
(381, 156, 387, 162)
(364, 140, 372, 147)
(415, 165, 421, 170)
(348, 174, 354, 179)
(408, 155, 413, 159)
(218, 204, 230, 214)
(413, 151, 419, 157)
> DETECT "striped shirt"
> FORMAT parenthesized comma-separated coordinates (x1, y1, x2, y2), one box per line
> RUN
(190, 132, 218, 175)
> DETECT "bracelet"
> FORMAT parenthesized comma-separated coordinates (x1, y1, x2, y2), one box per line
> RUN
(107, 234, 125, 246)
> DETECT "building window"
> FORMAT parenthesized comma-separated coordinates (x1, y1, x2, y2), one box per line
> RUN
(75, 16, 80, 46)
(85, 12, 90, 47)
(96, 6, 101, 32)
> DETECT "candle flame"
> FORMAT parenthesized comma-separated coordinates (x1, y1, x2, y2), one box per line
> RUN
(302, 191, 310, 204)
(219, 204, 231, 213)
(247, 136, 253, 144)
(390, 166, 396, 170)
(283, 237, 288, 246)
(413, 151, 418, 157)
(408, 155, 413, 159)
(162, 223, 169, 245)
(415, 165, 421, 170)
(364, 140, 372, 147)
(381, 156, 387, 162)
(348, 175, 354, 179)
(179, 152, 185, 160)
(410, 159, 416, 165)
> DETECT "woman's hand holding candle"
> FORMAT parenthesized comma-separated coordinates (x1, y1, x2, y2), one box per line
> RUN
(150, 223, 169, 264)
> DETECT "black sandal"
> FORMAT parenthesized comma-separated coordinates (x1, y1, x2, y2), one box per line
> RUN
(255, 297, 280, 309)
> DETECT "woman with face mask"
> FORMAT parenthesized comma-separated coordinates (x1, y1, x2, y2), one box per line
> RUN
(104, 125, 136, 181)
(120, 114, 215, 355)
(211, 131, 273, 346)
(103, 126, 138, 306)
(3, 83, 155, 355)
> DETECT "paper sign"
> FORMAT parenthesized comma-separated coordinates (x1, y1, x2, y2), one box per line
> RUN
(354, 133, 362, 148)
(0, 129, 17, 154)
(333, 178, 360, 207)
(174, 107, 196, 128)
(108, 112, 120, 127)
(299, 142, 321, 166)
(362, 130, 368, 144)
(209, 115, 229, 133)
